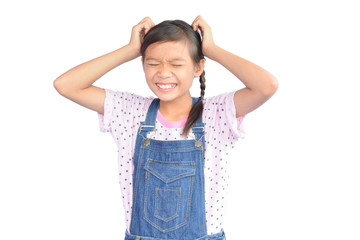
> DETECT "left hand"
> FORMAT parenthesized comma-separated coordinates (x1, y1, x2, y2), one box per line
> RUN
(192, 15, 217, 59)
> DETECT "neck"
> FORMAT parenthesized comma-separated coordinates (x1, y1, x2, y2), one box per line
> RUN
(159, 95, 192, 122)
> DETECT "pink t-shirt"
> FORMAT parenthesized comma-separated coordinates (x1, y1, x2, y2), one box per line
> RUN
(98, 89, 245, 234)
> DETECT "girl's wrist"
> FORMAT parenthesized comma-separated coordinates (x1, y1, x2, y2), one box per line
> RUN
(204, 44, 222, 61)
(121, 44, 141, 62)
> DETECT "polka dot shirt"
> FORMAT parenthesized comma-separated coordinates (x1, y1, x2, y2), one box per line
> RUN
(98, 89, 245, 235)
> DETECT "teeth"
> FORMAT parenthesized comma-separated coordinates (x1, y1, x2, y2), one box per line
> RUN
(157, 84, 176, 89)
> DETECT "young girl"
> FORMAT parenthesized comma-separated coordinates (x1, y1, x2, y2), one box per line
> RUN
(54, 16, 278, 240)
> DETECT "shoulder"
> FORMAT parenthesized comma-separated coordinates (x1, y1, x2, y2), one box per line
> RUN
(105, 89, 154, 112)
(105, 89, 153, 103)
(202, 91, 245, 139)
(203, 91, 236, 112)
(100, 89, 155, 133)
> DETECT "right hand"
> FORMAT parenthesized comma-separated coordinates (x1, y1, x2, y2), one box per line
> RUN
(128, 17, 155, 58)
(192, 15, 216, 59)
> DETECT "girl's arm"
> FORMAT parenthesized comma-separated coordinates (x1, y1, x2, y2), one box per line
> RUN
(192, 16, 278, 117)
(54, 17, 154, 115)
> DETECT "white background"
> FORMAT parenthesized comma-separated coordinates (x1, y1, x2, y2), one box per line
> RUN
(1, 0, 359, 239)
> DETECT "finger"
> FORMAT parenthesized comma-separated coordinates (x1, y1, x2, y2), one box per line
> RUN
(135, 21, 150, 33)
(141, 17, 155, 34)
(139, 16, 150, 23)
(193, 22, 204, 36)
(192, 15, 201, 31)
(192, 23, 198, 31)
(192, 15, 206, 32)
(141, 17, 154, 26)
(147, 17, 155, 27)
(143, 21, 153, 35)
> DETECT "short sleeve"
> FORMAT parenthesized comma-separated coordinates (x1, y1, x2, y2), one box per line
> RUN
(98, 89, 116, 133)
(224, 91, 246, 139)
(203, 91, 246, 141)
(97, 89, 154, 133)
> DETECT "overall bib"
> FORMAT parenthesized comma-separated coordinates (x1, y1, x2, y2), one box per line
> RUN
(125, 98, 226, 240)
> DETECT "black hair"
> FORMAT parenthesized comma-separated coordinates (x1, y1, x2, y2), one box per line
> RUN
(140, 20, 206, 137)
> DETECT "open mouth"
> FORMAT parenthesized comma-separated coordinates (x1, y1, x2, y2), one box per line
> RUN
(156, 83, 177, 90)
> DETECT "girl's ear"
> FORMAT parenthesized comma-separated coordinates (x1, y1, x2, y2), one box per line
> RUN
(195, 59, 206, 77)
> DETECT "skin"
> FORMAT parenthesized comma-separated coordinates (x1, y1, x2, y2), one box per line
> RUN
(54, 16, 278, 120)
(142, 40, 205, 121)
(192, 16, 278, 117)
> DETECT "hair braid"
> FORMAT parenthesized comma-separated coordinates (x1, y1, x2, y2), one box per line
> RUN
(181, 71, 206, 137)
(199, 70, 206, 99)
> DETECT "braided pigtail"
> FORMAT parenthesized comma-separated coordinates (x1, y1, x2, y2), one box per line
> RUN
(182, 70, 206, 137)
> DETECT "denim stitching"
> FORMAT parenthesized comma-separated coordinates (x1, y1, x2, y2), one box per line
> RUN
(136, 137, 206, 235)
(145, 146, 199, 153)
(125, 230, 225, 240)
(140, 143, 199, 232)
(142, 154, 196, 232)
(143, 170, 149, 226)
(154, 187, 181, 222)
(145, 159, 196, 183)
(143, 175, 194, 232)
(185, 169, 194, 224)
(199, 141, 207, 233)
(130, 140, 145, 233)
(148, 159, 195, 165)
(197, 133, 207, 233)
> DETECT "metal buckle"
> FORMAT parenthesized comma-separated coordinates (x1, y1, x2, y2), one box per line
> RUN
(140, 125, 155, 131)
(192, 126, 205, 130)
(143, 139, 150, 146)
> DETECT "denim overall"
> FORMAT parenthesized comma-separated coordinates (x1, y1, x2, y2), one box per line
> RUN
(125, 98, 226, 240)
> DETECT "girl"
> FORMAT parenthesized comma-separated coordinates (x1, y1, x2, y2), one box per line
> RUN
(54, 16, 278, 240)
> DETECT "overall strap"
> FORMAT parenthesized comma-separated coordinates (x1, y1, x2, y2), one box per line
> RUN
(139, 98, 160, 136)
(139, 97, 205, 139)
(191, 97, 205, 141)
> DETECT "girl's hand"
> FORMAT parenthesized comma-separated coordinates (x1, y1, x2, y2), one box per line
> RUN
(128, 17, 155, 58)
(192, 16, 217, 59)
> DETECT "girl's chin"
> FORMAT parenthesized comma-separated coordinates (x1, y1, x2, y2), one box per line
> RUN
(156, 93, 193, 104)
(155, 94, 177, 102)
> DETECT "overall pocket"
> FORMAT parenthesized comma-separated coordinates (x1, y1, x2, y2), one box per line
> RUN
(143, 159, 196, 232)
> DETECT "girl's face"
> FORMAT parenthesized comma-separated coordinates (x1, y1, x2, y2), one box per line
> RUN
(142, 40, 205, 104)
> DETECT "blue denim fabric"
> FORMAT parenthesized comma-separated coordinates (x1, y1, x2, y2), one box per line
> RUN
(124, 229, 226, 240)
(127, 98, 225, 240)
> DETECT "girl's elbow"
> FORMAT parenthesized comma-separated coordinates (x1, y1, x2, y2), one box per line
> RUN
(53, 77, 70, 96)
(270, 76, 279, 93)
(53, 78, 63, 94)
(262, 76, 279, 97)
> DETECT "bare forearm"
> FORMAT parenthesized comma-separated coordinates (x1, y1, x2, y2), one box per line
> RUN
(208, 45, 278, 95)
(54, 44, 138, 93)
(193, 16, 278, 116)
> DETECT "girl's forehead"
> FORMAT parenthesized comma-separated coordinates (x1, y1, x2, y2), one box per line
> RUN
(145, 41, 192, 60)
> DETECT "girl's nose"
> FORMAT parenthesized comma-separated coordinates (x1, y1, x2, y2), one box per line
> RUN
(158, 65, 172, 78)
